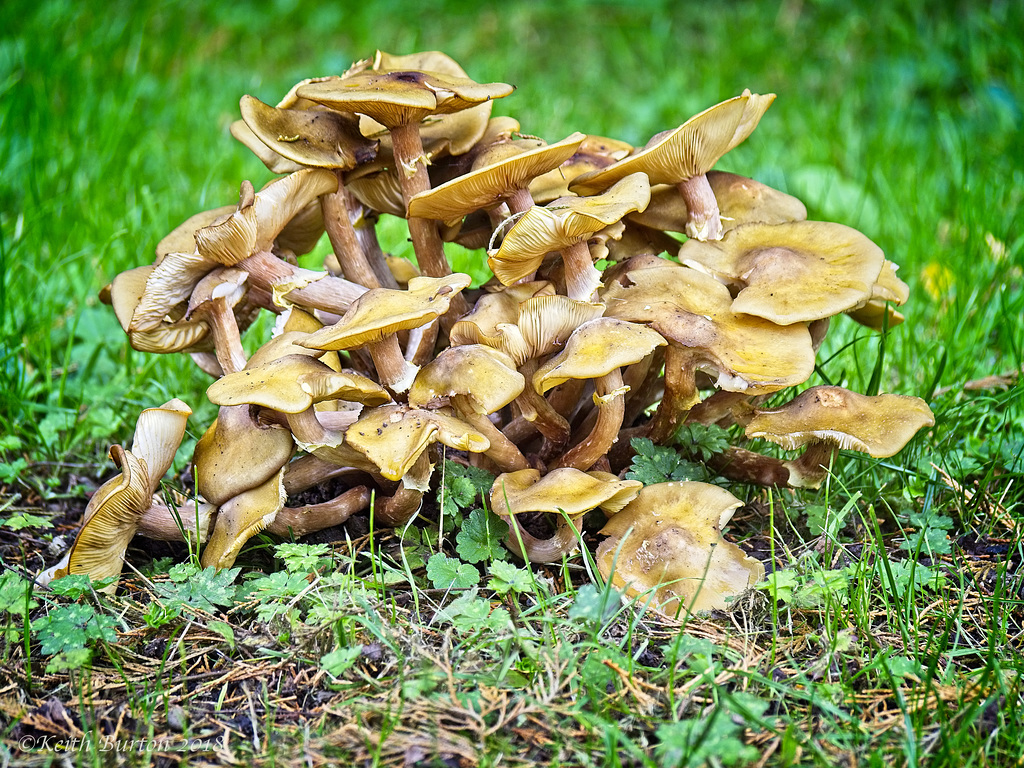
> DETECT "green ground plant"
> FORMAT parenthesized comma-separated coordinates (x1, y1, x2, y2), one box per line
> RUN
(1, 0, 1022, 766)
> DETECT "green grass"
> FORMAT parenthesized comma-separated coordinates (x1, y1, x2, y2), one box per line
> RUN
(1, 0, 1023, 765)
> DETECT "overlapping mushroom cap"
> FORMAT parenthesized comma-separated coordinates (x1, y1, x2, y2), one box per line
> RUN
(597, 481, 765, 616)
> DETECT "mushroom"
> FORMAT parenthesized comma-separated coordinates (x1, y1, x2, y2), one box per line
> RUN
(206, 354, 391, 450)
(677, 220, 886, 325)
(407, 344, 529, 472)
(601, 257, 815, 442)
(571, 91, 775, 240)
(596, 481, 765, 616)
(490, 468, 641, 562)
(296, 63, 514, 290)
(237, 94, 392, 290)
(488, 172, 652, 301)
(744, 385, 935, 488)
(201, 467, 288, 570)
(299, 273, 472, 394)
(38, 399, 192, 593)
(532, 317, 666, 470)
(184, 267, 250, 375)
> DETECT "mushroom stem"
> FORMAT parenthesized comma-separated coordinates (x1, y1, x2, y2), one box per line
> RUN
(368, 334, 420, 394)
(786, 441, 839, 489)
(647, 346, 700, 444)
(267, 486, 371, 537)
(204, 299, 248, 375)
(239, 250, 367, 314)
(389, 121, 469, 320)
(283, 454, 362, 495)
(514, 359, 571, 452)
(707, 446, 791, 486)
(561, 240, 603, 302)
(677, 174, 723, 241)
(285, 408, 347, 449)
(321, 175, 393, 289)
(506, 187, 536, 216)
(137, 497, 213, 543)
(503, 512, 581, 564)
(554, 371, 626, 470)
(453, 397, 529, 473)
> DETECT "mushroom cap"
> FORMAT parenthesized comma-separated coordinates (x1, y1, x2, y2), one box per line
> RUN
(678, 220, 886, 325)
(597, 481, 765, 616)
(207, 354, 391, 413)
(156, 205, 236, 262)
(533, 317, 666, 393)
(845, 259, 910, 331)
(193, 406, 295, 506)
(345, 405, 489, 481)
(490, 468, 642, 519)
(487, 172, 652, 286)
(602, 259, 815, 397)
(408, 344, 525, 414)
(407, 133, 587, 224)
(295, 68, 514, 130)
(299, 274, 471, 351)
(450, 292, 606, 367)
(528, 134, 633, 204)
(569, 91, 775, 195)
(745, 386, 935, 457)
(238, 94, 379, 170)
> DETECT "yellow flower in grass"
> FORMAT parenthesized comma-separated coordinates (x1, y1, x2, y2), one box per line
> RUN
(921, 262, 955, 301)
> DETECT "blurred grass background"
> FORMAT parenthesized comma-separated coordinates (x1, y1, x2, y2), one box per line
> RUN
(1, 0, 1021, 463)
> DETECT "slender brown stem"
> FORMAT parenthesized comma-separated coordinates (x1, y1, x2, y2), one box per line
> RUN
(561, 241, 603, 302)
(321, 174, 386, 289)
(554, 370, 626, 470)
(239, 250, 367, 314)
(678, 174, 723, 241)
(267, 486, 371, 537)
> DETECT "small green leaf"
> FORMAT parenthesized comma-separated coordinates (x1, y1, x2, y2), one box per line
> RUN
(48, 574, 115, 598)
(487, 560, 534, 595)
(569, 584, 620, 625)
(0, 571, 36, 615)
(626, 438, 705, 485)
(275, 542, 332, 573)
(1, 512, 54, 530)
(34, 603, 118, 656)
(207, 620, 236, 651)
(321, 645, 363, 677)
(426, 553, 479, 591)
(156, 565, 240, 612)
(455, 507, 509, 563)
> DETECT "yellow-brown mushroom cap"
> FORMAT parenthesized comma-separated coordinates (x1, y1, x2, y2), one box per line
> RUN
(299, 273, 472, 351)
(678, 220, 886, 325)
(745, 386, 935, 457)
(597, 481, 765, 616)
(408, 344, 525, 414)
(407, 133, 587, 224)
(490, 468, 642, 519)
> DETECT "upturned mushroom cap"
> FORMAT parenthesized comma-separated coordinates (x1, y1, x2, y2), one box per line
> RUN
(533, 318, 666, 393)
(407, 133, 587, 224)
(39, 399, 192, 593)
(238, 94, 379, 170)
(596, 481, 765, 616)
(296, 68, 514, 131)
(487, 172, 652, 291)
(845, 259, 910, 331)
(299, 273, 472, 351)
(345, 405, 489, 481)
(678, 220, 886, 325)
(569, 91, 775, 195)
(745, 386, 935, 457)
(528, 134, 633, 204)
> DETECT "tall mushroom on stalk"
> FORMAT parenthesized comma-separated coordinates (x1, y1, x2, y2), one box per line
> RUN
(744, 386, 935, 488)
(295, 64, 514, 301)
(488, 172, 652, 301)
(597, 481, 765, 616)
(571, 91, 775, 241)
(490, 468, 641, 563)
